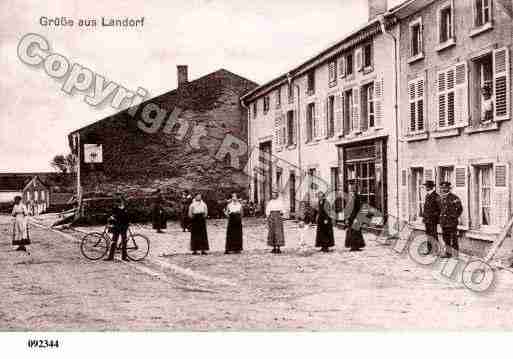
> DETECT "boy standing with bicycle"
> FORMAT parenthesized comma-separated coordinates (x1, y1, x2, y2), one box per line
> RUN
(105, 195, 130, 261)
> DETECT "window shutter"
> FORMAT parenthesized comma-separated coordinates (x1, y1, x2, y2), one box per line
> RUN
(352, 87, 360, 132)
(274, 115, 282, 152)
(492, 163, 510, 228)
(437, 70, 447, 128)
(454, 166, 469, 228)
(419, 18, 423, 53)
(323, 98, 329, 138)
(293, 110, 298, 145)
(493, 47, 510, 121)
(417, 78, 425, 131)
(408, 80, 417, 132)
(339, 57, 346, 78)
(401, 169, 409, 221)
(355, 48, 363, 72)
(281, 113, 287, 146)
(374, 78, 384, 128)
(334, 93, 343, 135)
(305, 105, 310, 143)
(455, 62, 469, 127)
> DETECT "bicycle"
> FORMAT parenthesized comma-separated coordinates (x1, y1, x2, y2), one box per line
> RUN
(80, 223, 150, 261)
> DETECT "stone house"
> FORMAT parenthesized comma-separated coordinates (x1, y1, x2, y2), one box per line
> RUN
(68, 67, 258, 200)
(241, 0, 400, 223)
(392, 0, 513, 252)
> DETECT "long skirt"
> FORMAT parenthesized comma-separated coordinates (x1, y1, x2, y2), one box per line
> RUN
(190, 214, 209, 251)
(315, 218, 335, 248)
(345, 226, 365, 250)
(152, 207, 167, 230)
(267, 211, 285, 247)
(226, 213, 243, 252)
(12, 215, 30, 246)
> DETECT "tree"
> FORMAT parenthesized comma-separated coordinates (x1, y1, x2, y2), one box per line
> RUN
(50, 153, 76, 174)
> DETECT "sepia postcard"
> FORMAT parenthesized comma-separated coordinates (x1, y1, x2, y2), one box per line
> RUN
(1, 0, 513, 356)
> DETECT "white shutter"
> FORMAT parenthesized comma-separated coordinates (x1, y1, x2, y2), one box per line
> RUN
(293, 110, 298, 145)
(274, 115, 282, 152)
(401, 169, 409, 221)
(446, 68, 456, 126)
(355, 48, 363, 72)
(374, 78, 384, 128)
(408, 80, 417, 133)
(492, 163, 510, 228)
(417, 77, 425, 131)
(493, 47, 510, 121)
(454, 166, 469, 228)
(455, 62, 469, 127)
(334, 93, 343, 135)
(339, 57, 346, 78)
(281, 113, 287, 146)
(437, 70, 447, 128)
(352, 87, 360, 132)
(304, 105, 310, 143)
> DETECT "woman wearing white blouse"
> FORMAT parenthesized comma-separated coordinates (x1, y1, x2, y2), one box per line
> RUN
(224, 193, 243, 254)
(11, 196, 30, 252)
(188, 193, 209, 255)
(265, 191, 285, 254)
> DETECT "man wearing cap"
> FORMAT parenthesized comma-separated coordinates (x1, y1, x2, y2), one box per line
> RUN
(422, 180, 440, 255)
(439, 181, 463, 258)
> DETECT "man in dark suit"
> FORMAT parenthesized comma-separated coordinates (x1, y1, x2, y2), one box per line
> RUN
(439, 181, 463, 258)
(422, 180, 440, 255)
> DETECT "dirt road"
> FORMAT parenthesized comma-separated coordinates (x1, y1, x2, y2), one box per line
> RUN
(2, 215, 513, 330)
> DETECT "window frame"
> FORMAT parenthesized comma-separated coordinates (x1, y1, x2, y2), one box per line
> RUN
(363, 42, 373, 71)
(408, 17, 423, 61)
(346, 52, 354, 77)
(410, 167, 425, 223)
(473, 0, 492, 28)
(307, 71, 315, 95)
(306, 102, 315, 142)
(263, 95, 270, 114)
(408, 76, 426, 134)
(276, 87, 281, 109)
(437, 66, 457, 129)
(253, 102, 257, 119)
(286, 110, 295, 146)
(327, 95, 336, 138)
(437, 2, 455, 48)
(476, 164, 493, 229)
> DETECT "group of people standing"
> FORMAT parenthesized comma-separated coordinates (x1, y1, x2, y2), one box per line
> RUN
(422, 180, 463, 258)
(265, 180, 366, 254)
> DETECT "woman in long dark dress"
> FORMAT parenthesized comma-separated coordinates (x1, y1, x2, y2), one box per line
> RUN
(152, 190, 167, 233)
(188, 193, 209, 255)
(315, 192, 335, 252)
(224, 193, 243, 254)
(344, 181, 365, 251)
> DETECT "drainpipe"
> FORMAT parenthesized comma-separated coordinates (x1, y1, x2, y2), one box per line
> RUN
(378, 15, 401, 228)
(240, 99, 251, 200)
(287, 73, 302, 216)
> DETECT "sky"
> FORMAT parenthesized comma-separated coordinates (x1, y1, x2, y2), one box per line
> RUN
(0, 0, 403, 172)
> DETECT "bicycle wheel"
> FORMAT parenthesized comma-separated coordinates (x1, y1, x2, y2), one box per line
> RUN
(126, 234, 150, 261)
(80, 232, 109, 260)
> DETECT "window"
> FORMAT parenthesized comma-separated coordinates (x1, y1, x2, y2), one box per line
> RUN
(474, 0, 492, 27)
(408, 77, 425, 133)
(439, 166, 454, 186)
(288, 82, 294, 103)
(471, 53, 493, 125)
(346, 52, 354, 76)
(439, 4, 453, 44)
(361, 82, 375, 130)
(263, 96, 270, 113)
(327, 95, 335, 137)
(411, 168, 424, 222)
(286, 110, 295, 146)
(308, 168, 317, 204)
(253, 102, 257, 119)
(347, 161, 376, 207)
(276, 168, 282, 192)
(331, 167, 340, 192)
(276, 88, 281, 108)
(476, 165, 492, 227)
(343, 89, 353, 134)
(363, 43, 373, 69)
(409, 18, 423, 58)
(437, 67, 456, 128)
(306, 103, 315, 142)
(307, 71, 315, 94)
(328, 60, 337, 85)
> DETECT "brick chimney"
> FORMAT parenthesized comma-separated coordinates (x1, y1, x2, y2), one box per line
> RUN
(368, 0, 387, 21)
(177, 65, 188, 88)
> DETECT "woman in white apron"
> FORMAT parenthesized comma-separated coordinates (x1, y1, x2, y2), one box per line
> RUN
(12, 196, 30, 251)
